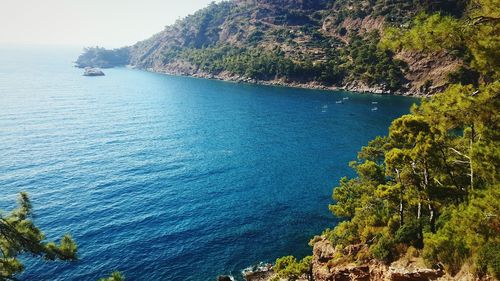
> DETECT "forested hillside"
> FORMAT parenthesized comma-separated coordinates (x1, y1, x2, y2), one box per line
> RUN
(77, 0, 479, 96)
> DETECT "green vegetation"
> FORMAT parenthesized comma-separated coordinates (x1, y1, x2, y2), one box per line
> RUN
(159, 29, 405, 90)
(380, 13, 464, 52)
(380, 0, 499, 80)
(276, 0, 499, 278)
(332, 0, 467, 24)
(0, 194, 125, 280)
(345, 32, 407, 89)
(324, 80, 499, 276)
(0, 193, 78, 280)
(271, 256, 312, 281)
(75, 47, 129, 68)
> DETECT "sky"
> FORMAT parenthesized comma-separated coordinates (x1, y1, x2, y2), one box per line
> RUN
(0, 0, 219, 48)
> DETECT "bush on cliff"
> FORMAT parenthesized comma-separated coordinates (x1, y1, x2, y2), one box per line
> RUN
(271, 255, 312, 281)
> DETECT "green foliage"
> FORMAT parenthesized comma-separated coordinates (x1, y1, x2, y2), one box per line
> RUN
(209, 29, 400, 89)
(271, 256, 312, 281)
(370, 233, 395, 262)
(322, 222, 360, 249)
(324, 79, 499, 274)
(476, 240, 500, 279)
(380, 13, 464, 52)
(0, 193, 78, 280)
(381, 0, 500, 80)
(99, 271, 125, 281)
(346, 32, 407, 90)
(333, 0, 466, 25)
(423, 186, 500, 275)
(176, 45, 349, 84)
(447, 66, 480, 86)
(179, 46, 304, 80)
(394, 219, 423, 247)
(76, 47, 129, 68)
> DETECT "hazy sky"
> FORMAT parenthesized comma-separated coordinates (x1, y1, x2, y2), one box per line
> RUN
(0, 0, 219, 48)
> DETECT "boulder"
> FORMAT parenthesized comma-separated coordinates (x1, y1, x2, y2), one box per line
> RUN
(217, 275, 232, 281)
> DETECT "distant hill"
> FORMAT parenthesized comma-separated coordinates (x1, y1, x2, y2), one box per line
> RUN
(76, 0, 470, 96)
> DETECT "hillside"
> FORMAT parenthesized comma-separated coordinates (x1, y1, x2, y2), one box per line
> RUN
(76, 0, 473, 96)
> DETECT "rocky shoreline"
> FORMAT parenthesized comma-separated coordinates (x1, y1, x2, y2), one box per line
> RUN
(142, 66, 426, 98)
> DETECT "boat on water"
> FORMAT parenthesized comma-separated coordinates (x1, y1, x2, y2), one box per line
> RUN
(372, 101, 378, 105)
(336, 100, 343, 104)
(372, 107, 378, 111)
(83, 67, 105, 76)
(343, 97, 349, 100)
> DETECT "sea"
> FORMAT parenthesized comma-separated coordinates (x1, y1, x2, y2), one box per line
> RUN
(0, 45, 416, 280)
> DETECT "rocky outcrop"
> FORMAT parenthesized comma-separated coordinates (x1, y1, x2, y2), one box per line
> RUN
(309, 237, 445, 281)
(83, 67, 105, 76)
(243, 263, 276, 281)
(245, 270, 276, 281)
(390, 268, 444, 281)
(394, 51, 462, 96)
(218, 276, 233, 281)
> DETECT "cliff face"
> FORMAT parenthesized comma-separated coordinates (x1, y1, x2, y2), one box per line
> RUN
(76, 0, 468, 96)
(247, 237, 494, 281)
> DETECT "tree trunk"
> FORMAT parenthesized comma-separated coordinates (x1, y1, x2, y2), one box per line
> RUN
(399, 198, 404, 227)
(428, 204, 436, 233)
(417, 202, 422, 220)
(396, 168, 404, 227)
(470, 125, 475, 191)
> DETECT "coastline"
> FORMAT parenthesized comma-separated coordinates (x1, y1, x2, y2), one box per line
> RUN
(137, 66, 425, 98)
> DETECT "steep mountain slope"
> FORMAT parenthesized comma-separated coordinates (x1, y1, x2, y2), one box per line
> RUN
(76, 0, 471, 95)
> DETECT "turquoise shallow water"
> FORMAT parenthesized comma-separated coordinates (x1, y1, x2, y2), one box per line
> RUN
(0, 46, 416, 280)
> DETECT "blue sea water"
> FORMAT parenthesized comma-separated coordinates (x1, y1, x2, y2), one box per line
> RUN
(0, 45, 416, 280)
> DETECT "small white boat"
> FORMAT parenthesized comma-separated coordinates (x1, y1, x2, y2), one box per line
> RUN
(343, 97, 349, 100)
(371, 107, 378, 111)
(336, 100, 343, 104)
(372, 101, 378, 105)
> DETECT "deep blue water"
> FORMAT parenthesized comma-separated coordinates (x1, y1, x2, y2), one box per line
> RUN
(0, 46, 416, 280)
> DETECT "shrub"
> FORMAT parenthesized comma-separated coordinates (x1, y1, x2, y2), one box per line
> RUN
(394, 219, 423, 248)
(476, 240, 500, 279)
(272, 256, 312, 281)
(370, 234, 395, 262)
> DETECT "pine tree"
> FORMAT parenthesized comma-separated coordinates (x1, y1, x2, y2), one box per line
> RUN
(0, 193, 78, 280)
